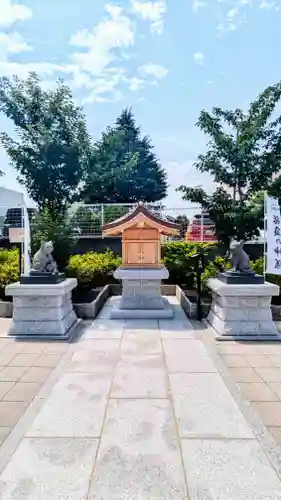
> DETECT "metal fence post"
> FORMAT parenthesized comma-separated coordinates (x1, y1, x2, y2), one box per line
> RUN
(200, 209, 204, 242)
(101, 205, 104, 238)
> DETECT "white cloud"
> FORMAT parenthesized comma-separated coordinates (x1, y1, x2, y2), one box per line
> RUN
(193, 52, 204, 65)
(260, 0, 275, 8)
(82, 87, 123, 104)
(67, 3, 136, 101)
(0, 60, 78, 81)
(131, 0, 166, 34)
(0, 3, 168, 104)
(217, 22, 237, 32)
(192, 0, 206, 12)
(0, 0, 32, 27)
(227, 8, 240, 19)
(70, 71, 94, 90)
(127, 76, 146, 91)
(139, 63, 168, 79)
(70, 4, 134, 75)
(0, 32, 31, 60)
(217, 2, 249, 33)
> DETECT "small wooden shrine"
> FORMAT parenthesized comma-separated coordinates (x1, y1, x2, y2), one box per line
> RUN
(102, 204, 180, 319)
(102, 203, 179, 268)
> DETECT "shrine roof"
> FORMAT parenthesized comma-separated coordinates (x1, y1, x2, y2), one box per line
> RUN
(102, 204, 180, 235)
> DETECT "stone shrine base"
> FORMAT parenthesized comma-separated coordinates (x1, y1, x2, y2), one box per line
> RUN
(207, 278, 281, 341)
(112, 266, 174, 319)
(5, 278, 80, 340)
(110, 296, 174, 319)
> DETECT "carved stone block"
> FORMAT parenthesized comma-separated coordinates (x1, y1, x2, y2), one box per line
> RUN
(5, 278, 78, 339)
(207, 278, 280, 339)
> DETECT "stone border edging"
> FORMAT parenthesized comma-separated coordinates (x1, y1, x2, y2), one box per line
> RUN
(2, 283, 281, 320)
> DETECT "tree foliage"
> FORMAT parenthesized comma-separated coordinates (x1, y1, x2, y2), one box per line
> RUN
(175, 214, 189, 239)
(178, 82, 281, 244)
(82, 108, 167, 203)
(0, 72, 91, 216)
(31, 207, 77, 270)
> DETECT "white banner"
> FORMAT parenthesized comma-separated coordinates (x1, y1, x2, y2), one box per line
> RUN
(266, 195, 281, 274)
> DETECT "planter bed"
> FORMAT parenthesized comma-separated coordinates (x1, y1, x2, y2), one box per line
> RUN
(0, 300, 13, 318)
(2, 282, 278, 322)
(73, 285, 110, 319)
(72, 288, 100, 304)
(0, 283, 183, 320)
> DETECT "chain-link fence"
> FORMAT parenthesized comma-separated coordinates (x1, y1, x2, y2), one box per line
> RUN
(0, 203, 217, 242)
(0, 207, 36, 239)
(0, 202, 218, 242)
(68, 203, 217, 241)
(0, 202, 265, 244)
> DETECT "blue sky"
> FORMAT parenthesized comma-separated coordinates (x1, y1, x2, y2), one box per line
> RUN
(0, 0, 280, 208)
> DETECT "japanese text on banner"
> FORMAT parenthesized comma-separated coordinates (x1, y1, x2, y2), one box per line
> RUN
(266, 195, 281, 274)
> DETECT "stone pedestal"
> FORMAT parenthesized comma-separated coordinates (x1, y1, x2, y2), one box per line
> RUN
(5, 278, 80, 340)
(112, 266, 173, 319)
(207, 278, 281, 340)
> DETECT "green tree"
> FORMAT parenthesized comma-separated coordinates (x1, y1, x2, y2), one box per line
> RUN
(175, 214, 189, 239)
(31, 207, 78, 270)
(178, 82, 281, 245)
(0, 72, 91, 217)
(82, 108, 167, 203)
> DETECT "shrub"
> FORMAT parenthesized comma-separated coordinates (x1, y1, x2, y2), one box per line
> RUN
(31, 208, 78, 270)
(251, 257, 281, 288)
(161, 241, 218, 286)
(201, 256, 228, 295)
(0, 248, 19, 300)
(66, 251, 122, 290)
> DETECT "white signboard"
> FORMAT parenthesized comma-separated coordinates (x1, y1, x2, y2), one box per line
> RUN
(266, 195, 281, 274)
(8, 227, 24, 243)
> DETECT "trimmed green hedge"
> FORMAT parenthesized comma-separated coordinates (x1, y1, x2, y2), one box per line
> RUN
(66, 251, 122, 290)
(162, 241, 219, 286)
(0, 248, 19, 300)
(0, 243, 220, 297)
(251, 257, 281, 287)
(3, 244, 272, 300)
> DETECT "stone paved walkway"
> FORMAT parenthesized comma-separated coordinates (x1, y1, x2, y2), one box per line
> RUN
(0, 326, 68, 447)
(0, 297, 281, 499)
(200, 326, 281, 448)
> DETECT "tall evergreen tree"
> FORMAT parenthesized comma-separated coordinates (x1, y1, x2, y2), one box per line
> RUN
(82, 108, 167, 203)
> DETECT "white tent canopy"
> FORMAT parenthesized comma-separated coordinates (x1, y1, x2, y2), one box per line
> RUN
(0, 186, 31, 274)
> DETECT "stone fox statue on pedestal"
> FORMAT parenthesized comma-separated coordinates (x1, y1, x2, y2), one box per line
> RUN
(31, 241, 57, 273)
(227, 240, 252, 274)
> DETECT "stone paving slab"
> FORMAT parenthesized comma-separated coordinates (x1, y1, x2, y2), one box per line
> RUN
(26, 373, 111, 438)
(182, 439, 281, 500)
(111, 353, 168, 398)
(88, 399, 187, 500)
(0, 339, 66, 448)
(204, 331, 281, 447)
(121, 329, 162, 354)
(68, 339, 119, 374)
(83, 319, 124, 339)
(124, 318, 159, 330)
(1, 298, 281, 499)
(170, 372, 254, 439)
(0, 437, 98, 499)
(159, 319, 196, 338)
(163, 339, 218, 373)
